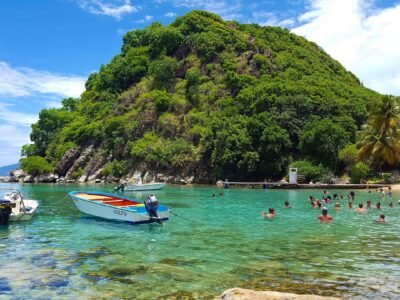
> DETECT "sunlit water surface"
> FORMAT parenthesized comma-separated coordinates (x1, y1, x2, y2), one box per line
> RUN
(0, 183, 399, 299)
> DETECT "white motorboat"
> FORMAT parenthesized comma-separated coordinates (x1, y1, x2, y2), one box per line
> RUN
(123, 178, 166, 191)
(124, 182, 166, 191)
(69, 191, 169, 224)
(1, 188, 39, 222)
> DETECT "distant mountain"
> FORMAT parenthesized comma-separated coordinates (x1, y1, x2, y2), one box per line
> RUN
(0, 163, 19, 176)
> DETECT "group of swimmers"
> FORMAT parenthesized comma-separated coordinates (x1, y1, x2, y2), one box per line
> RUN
(262, 188, 399, 223)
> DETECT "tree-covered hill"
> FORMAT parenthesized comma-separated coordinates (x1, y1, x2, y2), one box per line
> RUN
(22, 10, 381, 183)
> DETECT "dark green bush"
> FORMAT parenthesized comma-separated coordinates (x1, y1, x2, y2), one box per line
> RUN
(19, 156, 53, 176)
(290, 160, 331, 183)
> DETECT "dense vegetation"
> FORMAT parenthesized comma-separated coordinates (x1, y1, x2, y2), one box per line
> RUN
(22, 10, 391, 182)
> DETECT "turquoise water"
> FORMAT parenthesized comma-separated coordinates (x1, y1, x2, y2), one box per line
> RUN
(0, 183, 399, 299)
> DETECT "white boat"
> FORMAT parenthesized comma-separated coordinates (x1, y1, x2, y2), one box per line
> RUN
(124, 182, 166, 191)
(1, 188, 39, 222)
(123, 178, 166, 191)
(69, 191, 169, 224)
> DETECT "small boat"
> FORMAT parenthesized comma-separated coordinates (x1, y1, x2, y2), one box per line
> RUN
(0, 188, 39, 222)
(69, 191, 169, 224)
(123, 178, 166, 191)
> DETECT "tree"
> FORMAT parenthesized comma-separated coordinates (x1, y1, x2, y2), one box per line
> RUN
(149, 57, 177, 90)
(357, 95, 400, 167)
(300, 119, 352, 170)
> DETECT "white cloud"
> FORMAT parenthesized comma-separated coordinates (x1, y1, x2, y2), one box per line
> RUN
(78, 0, 139, 20)
(164, 12, 177, 18)
(292, 0, 400, 95)
(252, 11, 296, 27)
(164, 0, 242, 20)
(0, 124, 31, 166)
(145, 15, 153, 21)
(0, 61, 86, 99)
(0, 103, 38, 127)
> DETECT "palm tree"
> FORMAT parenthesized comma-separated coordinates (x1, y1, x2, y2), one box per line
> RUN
(357, 95, 400, 167)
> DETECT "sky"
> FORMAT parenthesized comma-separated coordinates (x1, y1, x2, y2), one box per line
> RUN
(0, 0, 399, 166)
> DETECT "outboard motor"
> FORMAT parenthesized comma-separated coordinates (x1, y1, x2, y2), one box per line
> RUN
(145, 194, 161, 223)
(0, 200, 12, 225)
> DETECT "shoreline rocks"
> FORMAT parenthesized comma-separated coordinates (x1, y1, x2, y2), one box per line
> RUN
(217, 288, 341, 300)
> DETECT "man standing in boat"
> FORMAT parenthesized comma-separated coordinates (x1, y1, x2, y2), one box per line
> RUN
(145, 194, 161, 223)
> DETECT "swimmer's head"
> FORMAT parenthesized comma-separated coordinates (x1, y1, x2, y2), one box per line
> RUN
(322, 207, 328, 215)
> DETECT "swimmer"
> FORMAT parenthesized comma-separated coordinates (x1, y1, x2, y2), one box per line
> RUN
(388, 201, 393, 208)
(311, 201, 316, 208)
(348, 201, 353, 209)
(380, 189, 386, 200)
(219, 192, 224, 196)
(261, 208, 275, 219)
(318, 207, 333, 222)
(376, 202, 381, 209)
(355, 203, 367, 213)
(376, 214, 386, 223)
(366, 200, 372, 209)
(340, 194, 344, 201)
(284, 201, 291, 208)
(317, 202, 322, 209)
(333, 193, 338, 200)
(334, 202, 340, 211)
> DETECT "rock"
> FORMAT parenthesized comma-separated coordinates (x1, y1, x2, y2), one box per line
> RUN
(165, 176, 175, 183)
(78, 175, 87, 183)
(55, 148, 81, 176)
(216, 180, 224, 187)
(142, 171, 154, 183)
(35, 173, 58, 183)
(65, 145, 94, 180)
(185, 176, 195, 184)
(217, 288, 341, 300)
(94, 179, 101, 183)
(10, 169, 25, 179)
(0, 176, 11, 182)
(66, 180, 75, 183)
(23, 175, 34, 183)
(57, 176, 66, 183)
(88, 167, 104, 181)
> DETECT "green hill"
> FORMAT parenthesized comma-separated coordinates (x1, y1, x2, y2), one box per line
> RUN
(22, 10, 379, 182)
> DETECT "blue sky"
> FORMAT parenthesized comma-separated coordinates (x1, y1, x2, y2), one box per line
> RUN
(0, 0, 399, 166)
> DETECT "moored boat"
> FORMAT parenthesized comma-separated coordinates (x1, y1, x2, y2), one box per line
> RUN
(124, 182, 166, 191)
(69, 191, 169, 224)
(0, 188, 39, 222)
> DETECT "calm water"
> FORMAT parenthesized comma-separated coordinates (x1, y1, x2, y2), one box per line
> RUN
(0, 183, 399, 299)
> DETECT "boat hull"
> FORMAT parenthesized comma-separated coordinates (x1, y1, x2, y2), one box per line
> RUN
(9, 200, 39, 222)
(69, 192, 169, 224)
(124, 183, 166, 191)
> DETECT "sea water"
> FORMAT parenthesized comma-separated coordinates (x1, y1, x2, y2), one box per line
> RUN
(0, 183, 399, 299)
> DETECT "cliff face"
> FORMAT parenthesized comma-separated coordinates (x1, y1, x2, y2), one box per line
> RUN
(22, 10, 379, 183)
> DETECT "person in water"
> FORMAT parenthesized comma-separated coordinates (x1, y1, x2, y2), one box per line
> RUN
(387, 186, 392, 200)
(388, 201, 393, 208)
(355, 203, 367, 213)
(340, 194, 344, 201)
(376, 202, 382, 209)
(366, 200, 372, 209)
(376, 214, 386, 223)
(334, 202, 340, 211)
(145, 194, 161, 223)
(318, 207, 333, 222)
(284, 201, 291, 208)
(348, 201, 353, 209)
(261, 208, 275, 219)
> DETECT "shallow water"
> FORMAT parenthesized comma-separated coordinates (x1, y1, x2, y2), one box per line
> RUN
(0, 183, 399, 299)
